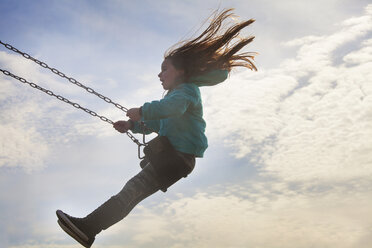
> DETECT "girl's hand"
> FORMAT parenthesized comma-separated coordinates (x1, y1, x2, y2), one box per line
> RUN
(126, 107, 141, 121)
(113, 120, 132, 133)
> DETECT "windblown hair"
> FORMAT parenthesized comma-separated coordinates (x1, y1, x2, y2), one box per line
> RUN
(165, 8, 257, 81)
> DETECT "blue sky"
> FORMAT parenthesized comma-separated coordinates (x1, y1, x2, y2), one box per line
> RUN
(1, 1, 372, 248)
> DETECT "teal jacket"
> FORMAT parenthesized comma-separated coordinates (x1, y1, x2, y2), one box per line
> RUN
(131, 70, 228, 157)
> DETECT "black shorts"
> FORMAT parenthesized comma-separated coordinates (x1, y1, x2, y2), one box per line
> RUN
(141, 136, 195, 192)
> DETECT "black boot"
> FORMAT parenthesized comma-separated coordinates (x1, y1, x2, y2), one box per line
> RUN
(56, 196, 124, 248)
(57, 210, 95, 248)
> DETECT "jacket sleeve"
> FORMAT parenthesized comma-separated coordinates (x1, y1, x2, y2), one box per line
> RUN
(141, 85, 197, 121)
(130, 119, 160, 134)
(190, 69, 229, 87)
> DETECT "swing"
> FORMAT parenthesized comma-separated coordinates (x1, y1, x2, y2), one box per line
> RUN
(0, 40, 192, 192)
(0, 40, 149, 158)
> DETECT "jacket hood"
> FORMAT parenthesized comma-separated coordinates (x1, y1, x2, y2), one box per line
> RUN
(187, 70, 229, 87)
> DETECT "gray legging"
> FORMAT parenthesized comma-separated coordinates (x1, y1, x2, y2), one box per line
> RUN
(100, 152, 195, 230)
(111, 161, 161, 221)
(56, 152, 196, 244)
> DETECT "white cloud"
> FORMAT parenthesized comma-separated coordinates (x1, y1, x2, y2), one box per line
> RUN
(0, 123, 49, 171)
(203, 4, 372, 183)
(0, 73, 51, 171)
(343, 38, 372, 64)
(6, 179, 372, 248)
(90, 179, 372, 248)
(0, 51, 117, 170)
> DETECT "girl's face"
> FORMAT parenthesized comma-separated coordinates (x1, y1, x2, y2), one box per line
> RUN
(158, 59, 185, 90)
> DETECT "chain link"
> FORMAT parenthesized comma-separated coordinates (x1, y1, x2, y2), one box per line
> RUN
(0, 68, 114, 123)
(0, 40, 128, 112)
(0, 68, 145, 154)
(0, 40, 157, 158)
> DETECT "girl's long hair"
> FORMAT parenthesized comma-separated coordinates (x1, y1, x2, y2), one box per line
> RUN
(165, 8, 257, 81)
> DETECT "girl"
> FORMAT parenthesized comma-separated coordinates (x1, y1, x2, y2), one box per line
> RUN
(56, 9, 256, 248)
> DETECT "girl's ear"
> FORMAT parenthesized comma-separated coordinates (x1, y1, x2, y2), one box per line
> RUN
(175, 68, 185, 79)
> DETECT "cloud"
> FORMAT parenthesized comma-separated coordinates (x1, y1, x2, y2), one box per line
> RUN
(343, 38, 372, 64)
(0, 51, 119, 170)
(0, 123, 49, 171)
(203, 4, 372, 183)
(0, 58, 51, 171)
(6, 179, 372, 248)
(159, 182, 372, 248)
(80, 179, 372, 248)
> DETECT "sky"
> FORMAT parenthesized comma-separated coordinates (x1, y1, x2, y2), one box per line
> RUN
(0, 0, 372, 247)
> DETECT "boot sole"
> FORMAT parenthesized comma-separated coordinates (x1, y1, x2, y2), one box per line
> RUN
(56, 210, 92, 248)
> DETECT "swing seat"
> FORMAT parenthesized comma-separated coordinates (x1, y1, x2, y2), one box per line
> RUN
(141, 136, 192, 192)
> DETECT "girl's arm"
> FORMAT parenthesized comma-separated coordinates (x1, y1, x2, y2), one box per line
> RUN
(113, 118, 160, 135)
(130, 119, 160, 134)
(141, 86, 197, 121)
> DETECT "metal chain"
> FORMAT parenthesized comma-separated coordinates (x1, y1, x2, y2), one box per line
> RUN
(0, 68, 146, 158)
(0, 40, 156, 136)
(0, 40, 128, 112)
(0, 40, 157, 158)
